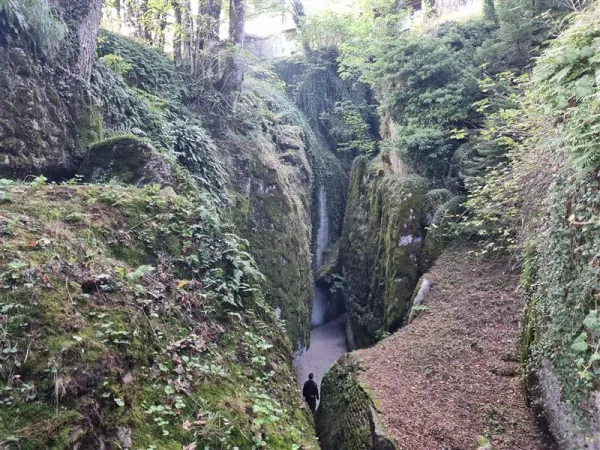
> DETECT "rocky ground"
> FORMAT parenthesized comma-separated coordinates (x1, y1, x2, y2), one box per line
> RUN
(355, 249, 556, 450)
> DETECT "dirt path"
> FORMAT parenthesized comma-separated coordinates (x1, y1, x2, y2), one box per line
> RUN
(356, 250, 556, 450)
(295, 314, 347, 407)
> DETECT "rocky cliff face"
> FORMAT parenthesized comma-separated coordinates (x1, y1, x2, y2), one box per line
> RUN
(0, 6, 346, 446)
(224, 100, 316, 349)
(0, 1, 103, 179)
(338, 155, 429, 348)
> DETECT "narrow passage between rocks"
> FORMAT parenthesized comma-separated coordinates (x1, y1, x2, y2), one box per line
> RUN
(295, 314, 347, 410)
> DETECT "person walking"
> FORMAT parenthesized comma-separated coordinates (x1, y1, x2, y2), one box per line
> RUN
(302, 373, 319, 413)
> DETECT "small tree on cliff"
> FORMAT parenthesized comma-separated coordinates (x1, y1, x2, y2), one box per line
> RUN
(215, 0, 246, 104)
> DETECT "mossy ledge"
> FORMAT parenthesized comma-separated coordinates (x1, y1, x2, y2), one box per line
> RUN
(315, 354, 397, 450)
(0, 181, 318, 449)
(79, 135, 175, 187)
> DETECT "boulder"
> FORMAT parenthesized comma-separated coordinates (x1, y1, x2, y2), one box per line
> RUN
(79, 135, 174, 187)
(316, 354, 398, 450)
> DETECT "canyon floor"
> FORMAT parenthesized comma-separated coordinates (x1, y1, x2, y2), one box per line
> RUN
(295, 314, 347, 409)
(356, 249, 556, 450)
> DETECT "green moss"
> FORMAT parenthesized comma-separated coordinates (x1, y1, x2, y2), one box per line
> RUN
(79, 135, 175, 187)
(75, 92, 104, 156)
(339, 156, 428, 347)
(0, 183, 318, 450)
(231, 149, 313, 350)
(316, 354, 397, 450)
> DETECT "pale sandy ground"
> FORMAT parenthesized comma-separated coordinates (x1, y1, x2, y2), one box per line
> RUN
(295, 314, 347, 409)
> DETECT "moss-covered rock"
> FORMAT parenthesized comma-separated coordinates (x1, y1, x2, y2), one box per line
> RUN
(227, 120, 314, 351)
(339, 156, 428, 348)
(226, 77, 349, 350)
(0, 5, 103, 180)
(79, 135, 174, 187)
(0, 43, 76, 178)
(0, 181, 318, 450)
(316, 354, 397, 450)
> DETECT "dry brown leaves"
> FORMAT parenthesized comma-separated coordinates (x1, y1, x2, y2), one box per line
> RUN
(356, 250, 556, 450)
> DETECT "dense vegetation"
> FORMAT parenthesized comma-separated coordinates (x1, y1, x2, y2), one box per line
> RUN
(3, 0, 600, 447)
(300, 0, 600, 447)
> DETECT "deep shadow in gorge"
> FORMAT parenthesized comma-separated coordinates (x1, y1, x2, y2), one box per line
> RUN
(296, 181, 348, 408)
(295, 314, 348, 407)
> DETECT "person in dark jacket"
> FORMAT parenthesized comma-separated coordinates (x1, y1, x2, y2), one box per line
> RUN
(302, 373, 319, 413)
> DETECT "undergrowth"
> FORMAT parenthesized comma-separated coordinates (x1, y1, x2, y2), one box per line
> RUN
(455, 3, 600, 435)
(0, 179, 317, 449)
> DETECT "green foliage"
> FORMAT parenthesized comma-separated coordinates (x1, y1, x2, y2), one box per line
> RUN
(99, 53, 132, 76)
(91, 32, 228, 201)
(298, 10, 354, 50)
(483, 0, 498, 25)
(451, 71, 531, 253)
(275, 54, 379, 157)
(476, 0, 552, 73)
(454, 4, 600, 431)
(321, 100, 376, 155)
(532, 8, 600, 173)
(167, 120, 228, 203)
(337, 12, 493, 179)
(459, 161, 521, 253)
(335, 0, 405, 84)
(372, 35, 478, 127)
(0, 182, 317, 449)
(386, 125, 451, 177)
(97, 29, 179, 98)
(0, 0, 68, 59)
(455, 71, 528, 181)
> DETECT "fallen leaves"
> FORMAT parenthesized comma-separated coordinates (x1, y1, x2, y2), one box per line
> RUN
(356, 250, 556, 450)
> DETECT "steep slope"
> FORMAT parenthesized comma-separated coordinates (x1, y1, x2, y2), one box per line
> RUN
(0, 181, 317, 449)
(0, 2, 348, 448)
(318, 249, 555, 450)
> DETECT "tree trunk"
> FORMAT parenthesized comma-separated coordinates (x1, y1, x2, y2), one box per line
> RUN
(228, 0, 245, 45)
(173, 0, 183, 64)
(197, 0, 222, 50)
(157, 12, 168, 50)
(215, 0, 245, 99)
(50, 0, 104, 81)
(115, 0, 122, 33)
(287, 0, 310, 56)
(183, 0, 193, 63)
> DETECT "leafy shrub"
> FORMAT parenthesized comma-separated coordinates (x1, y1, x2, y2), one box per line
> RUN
(298, 10, 354, 50)
(532, 8, 600, 173)
(96, 29, 179, 98)
(167, 120, 227, 203)
(387, 125, 451, 177)
(99, 53, 132, 76)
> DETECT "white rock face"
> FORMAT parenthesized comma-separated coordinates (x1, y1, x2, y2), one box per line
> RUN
(407, 278, 432, 324)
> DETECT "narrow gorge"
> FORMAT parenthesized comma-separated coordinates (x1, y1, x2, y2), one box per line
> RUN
(2, 0, 600, 449)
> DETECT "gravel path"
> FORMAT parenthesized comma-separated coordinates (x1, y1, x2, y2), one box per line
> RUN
(295, 313, 347, 407)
